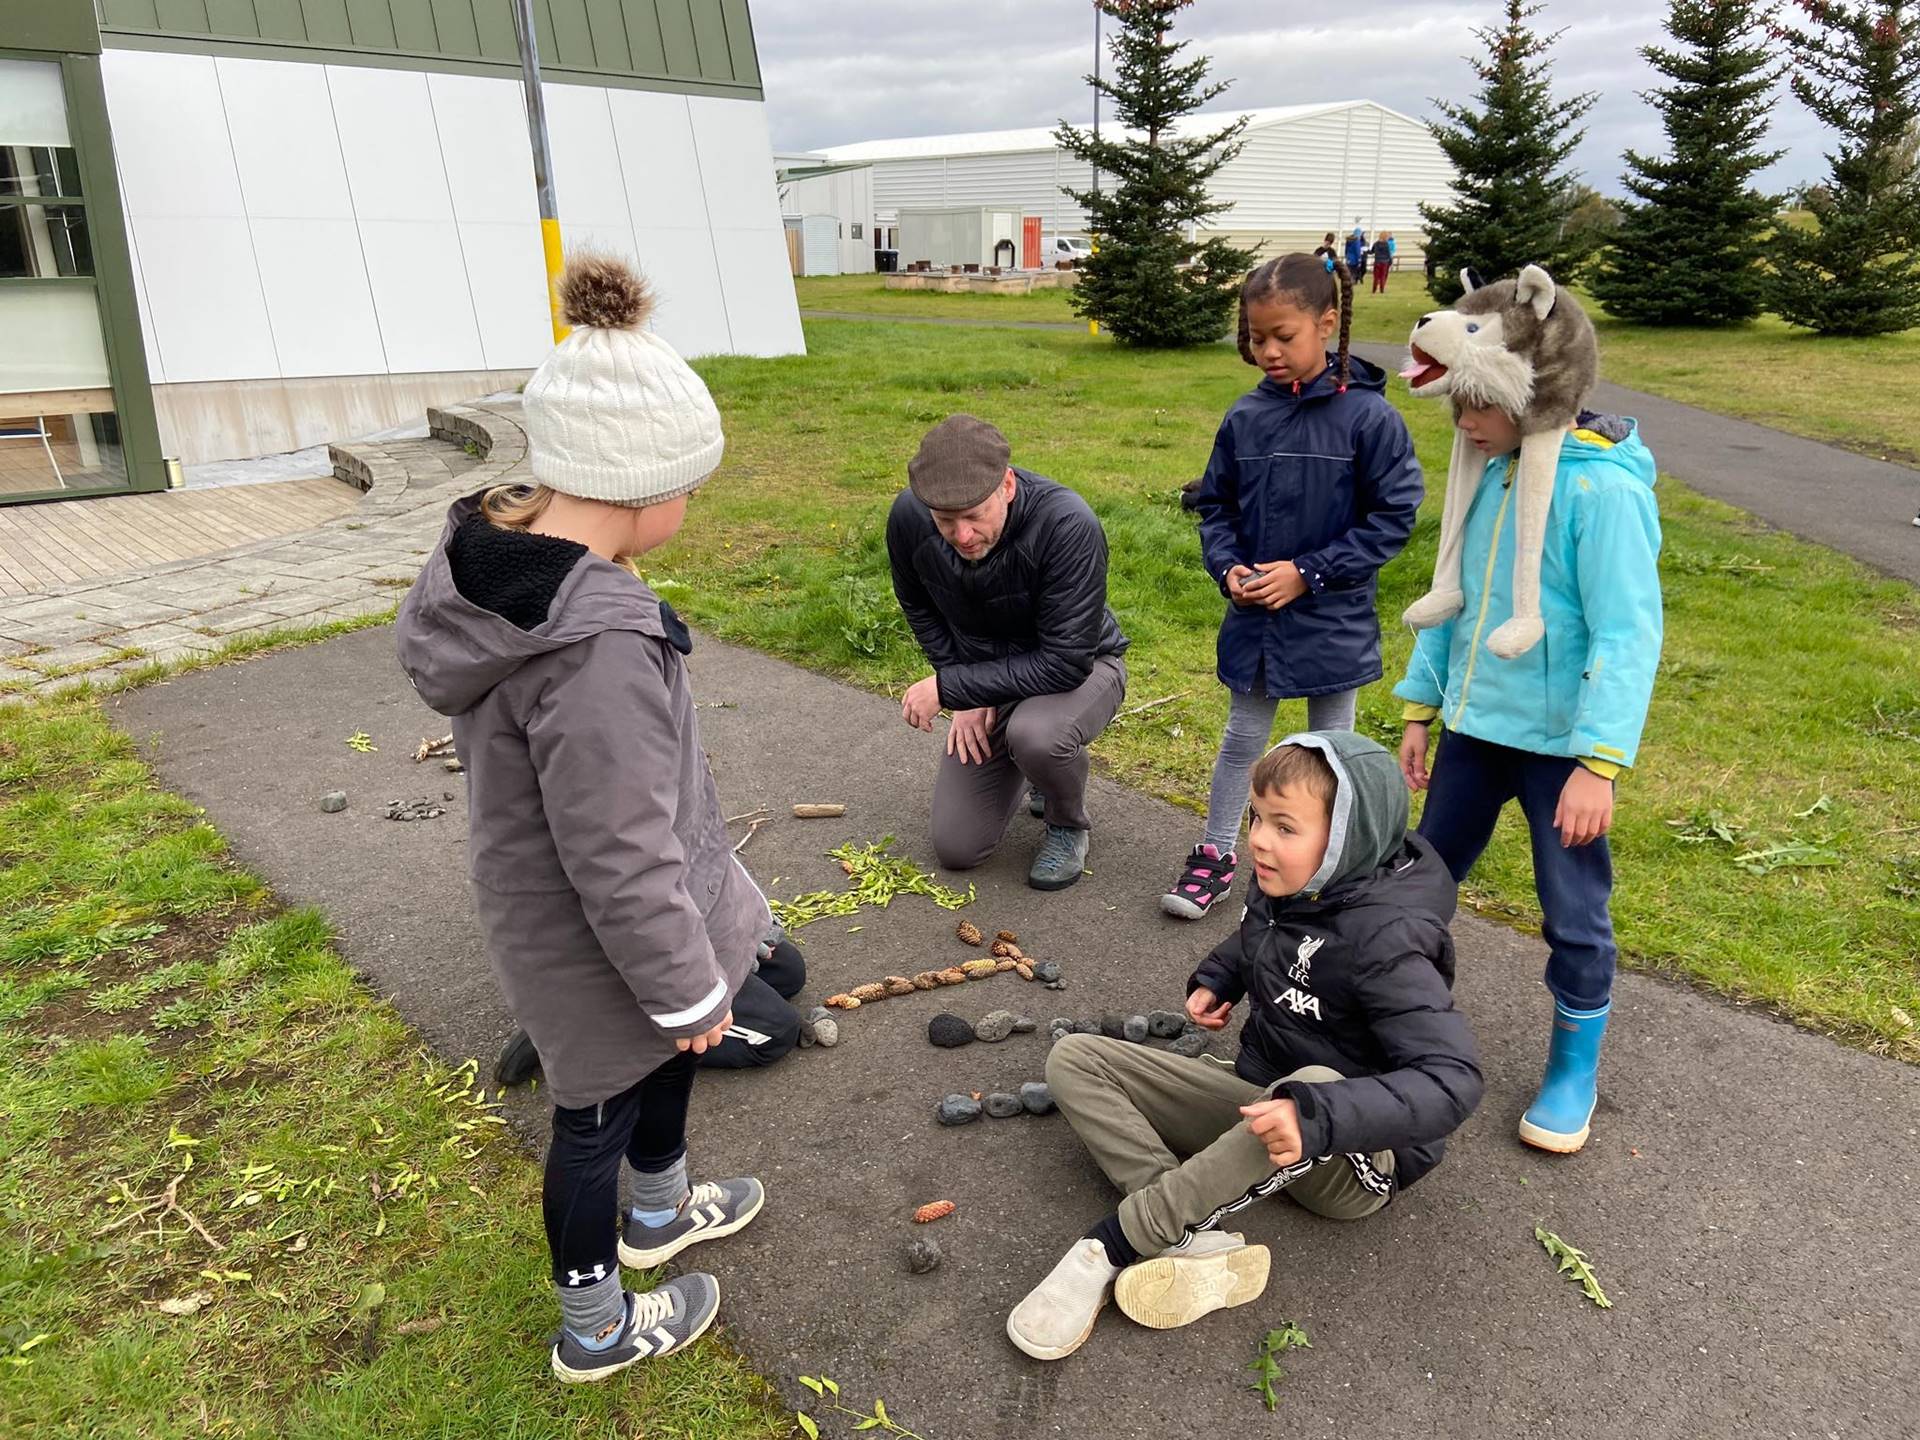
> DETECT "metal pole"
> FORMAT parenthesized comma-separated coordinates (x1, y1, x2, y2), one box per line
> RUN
(511, 0, 568, 343)
(1089, 3, 1101, 338)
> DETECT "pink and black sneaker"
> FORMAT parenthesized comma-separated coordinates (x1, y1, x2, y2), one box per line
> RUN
(1160, 844, 1237, 920)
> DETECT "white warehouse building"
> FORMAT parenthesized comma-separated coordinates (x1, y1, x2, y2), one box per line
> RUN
(818, 100, 1454, 264)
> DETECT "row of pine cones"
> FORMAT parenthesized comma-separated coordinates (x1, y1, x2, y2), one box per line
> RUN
(821, 924, 1043, 1009)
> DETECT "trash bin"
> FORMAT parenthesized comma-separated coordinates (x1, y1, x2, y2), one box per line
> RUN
(875, 249, 899, 273)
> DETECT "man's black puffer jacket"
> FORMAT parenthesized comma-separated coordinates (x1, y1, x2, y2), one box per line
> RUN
(1188, 732, 1484, 1191)
(886, 467, 1128, 711)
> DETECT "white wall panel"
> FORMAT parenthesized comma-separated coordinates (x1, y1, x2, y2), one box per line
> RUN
(541, 84, 631, 230)
(122, 225, 164, 383)
(562, 222, 642, 268)
(688, 96, 784, 233)
(633, 225, 730, 358)
(429, 72, 538, 225)
(328, 65, 454, 223)
(458, 222, 555, 371)
(710, 227, 803, 357)
(610, 89, 706, 225)
(249, 217, 385, 377)
(101, 49, 244, 219)
(357, 220, 485, 374)
(129, 216, 278, 382)
(217, 57, 352, 220)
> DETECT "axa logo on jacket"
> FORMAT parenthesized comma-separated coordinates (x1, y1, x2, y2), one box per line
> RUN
(1275, 986, 1323, 1020)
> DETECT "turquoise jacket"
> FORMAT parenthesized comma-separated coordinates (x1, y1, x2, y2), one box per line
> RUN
(1393, 418, 1663, 770)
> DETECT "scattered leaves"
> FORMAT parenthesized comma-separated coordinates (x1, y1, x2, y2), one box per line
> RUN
(156, 1292, 213, 1317)
(345, 731, 376, 753)
(1247, 1322, 1311, 1411)
(771, 838, 974, 932)
(1535, 1224, 1613, 1309)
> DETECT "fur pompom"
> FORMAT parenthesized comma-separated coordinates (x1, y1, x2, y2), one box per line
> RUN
(557, 254, 654, 331)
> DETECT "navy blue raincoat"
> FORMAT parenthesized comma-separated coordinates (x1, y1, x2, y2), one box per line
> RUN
(1192, 354, 1423, 699)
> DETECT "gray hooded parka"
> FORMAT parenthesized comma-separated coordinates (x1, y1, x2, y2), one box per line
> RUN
(395, 498, 766, 1109)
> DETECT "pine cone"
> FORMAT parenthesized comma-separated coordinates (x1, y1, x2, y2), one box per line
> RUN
(961, 958, 998, 979)
(936, 967, 969, 986)
(850, 982, 887, 1003)
(882, 976, 917, 997)
(995, 930, 1019, 944)
(990, 939, 1024, 959)
(824, 993, 860, 1009)
(913, 1200, 956, 1224)
(840, 859, 856, 875)
(911, 971, 942, 990)
(955, 920, 984, 947)
(1015, 962, 1034, 981)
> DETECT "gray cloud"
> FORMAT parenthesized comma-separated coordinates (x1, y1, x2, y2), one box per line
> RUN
(754, 0, 1829, 193)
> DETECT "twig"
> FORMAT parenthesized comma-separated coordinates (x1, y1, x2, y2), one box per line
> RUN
(1114, 690, 1191, 721)
(726, 807, 773, 824)
(95, 1173, 223, 1251)
(791, 803, 846, 818)
(413, 734, 455, 762)
(733, 817, 770, 854)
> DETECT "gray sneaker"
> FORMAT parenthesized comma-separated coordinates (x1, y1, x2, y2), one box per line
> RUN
(1029, 824, 1090, 891)
(549, 1274, 720, 1383)
(1027, 787, 1047, 818)
(618, 1177, 765, 1268)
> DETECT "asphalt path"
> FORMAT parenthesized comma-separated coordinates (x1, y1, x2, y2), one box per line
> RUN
(114, 626, 1919, 1440)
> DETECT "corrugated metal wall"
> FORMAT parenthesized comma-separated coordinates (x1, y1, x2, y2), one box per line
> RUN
(94, 0, 760, 92)
(870, 151, 1095, 237)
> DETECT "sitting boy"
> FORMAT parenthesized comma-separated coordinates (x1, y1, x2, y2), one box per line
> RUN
(1007, 732, 1482, 1358)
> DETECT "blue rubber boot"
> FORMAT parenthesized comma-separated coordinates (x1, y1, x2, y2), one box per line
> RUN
(1518, 1001, 1609, 1154)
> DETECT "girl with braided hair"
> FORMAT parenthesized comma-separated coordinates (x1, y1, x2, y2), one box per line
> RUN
(1161, 253, 1425, 919)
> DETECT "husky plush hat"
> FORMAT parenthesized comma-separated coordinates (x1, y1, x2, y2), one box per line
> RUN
(1399, 264, 1598, 658)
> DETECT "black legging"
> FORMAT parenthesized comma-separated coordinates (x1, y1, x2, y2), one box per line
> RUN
(543, 1050, 696, 1286)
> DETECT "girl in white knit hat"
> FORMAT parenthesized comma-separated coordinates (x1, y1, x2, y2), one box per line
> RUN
(397, 255, 770, 1383)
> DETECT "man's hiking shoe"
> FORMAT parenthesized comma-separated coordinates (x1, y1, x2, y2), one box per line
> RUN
(618, 1178, 765, 1268)
(494, 1027, 541, 1087)
(1179, 478, 1204, 512)
(1115, 1230, 1269, 1330)
(550, 1275, 720, 1383)
(1028, 825, 1090, 891)
(1027, 787, 1047, 819)
(1161, 844, 1236, 920)
(1006, 1237, 1119, 1360)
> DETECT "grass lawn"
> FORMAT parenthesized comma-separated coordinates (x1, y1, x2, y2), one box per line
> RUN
(793, 274, 1920, 463)
(0, 699, 787, 1437)
(663, 317, 1920, 1061)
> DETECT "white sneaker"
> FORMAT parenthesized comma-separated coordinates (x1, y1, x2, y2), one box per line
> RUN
(1006, 1238, 1119, 1360)
(1114, 1230, 1270, 1331)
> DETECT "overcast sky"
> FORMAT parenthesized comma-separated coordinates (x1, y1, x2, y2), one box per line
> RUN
(751, 0, 1829, 194)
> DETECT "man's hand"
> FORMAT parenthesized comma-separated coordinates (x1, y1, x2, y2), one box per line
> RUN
(1186, 986, 1234, 1031)
(1239, 1096, 1304, 1169)
(1400, 722, 1431, 792)
(946, 706, 997, 765)
(1238, 560, 1309, 610)
(901, 675, 942, 733)
(1555, 766, 1615, 848)
(675, 1009, 733, 1056)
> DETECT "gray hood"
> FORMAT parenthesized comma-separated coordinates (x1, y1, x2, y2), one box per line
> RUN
(395, 495, 673, 717)
(1274, 730, 1411, 898)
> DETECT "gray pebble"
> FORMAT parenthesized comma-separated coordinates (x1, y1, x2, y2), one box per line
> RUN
(1167, 1031, 1210, 1058)
(983, 1091, 1023, 1118)
(319, 791, 348, 814)
(975, 1009, 1017, 1044)
(928, 1013, 975, 1049)
(905, 1236, 943, 1274)
(937, 1094, 982, 1126)
(1073, 1018, 1103, 1035)
(811, 1016, 839, 1048)
(1011, 1015, 1037, 1034)
(1147, 1009, 1186, 1039)
(1020, 1081, 1056, 1116)
(1044, 979, 1067, 991)
(1122, 1014, 1150, 1044)
(1032, 960, 1063, 983)
(1050, 1027, 1073, 1045)
(1048, 1017, 1074, 1035)
(1181, 1019, 1203, 1037)
(1099, 1013, 1127, 1039)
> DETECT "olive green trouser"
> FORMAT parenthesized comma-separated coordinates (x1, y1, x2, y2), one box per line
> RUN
(1045, 1033, 1394, 1256)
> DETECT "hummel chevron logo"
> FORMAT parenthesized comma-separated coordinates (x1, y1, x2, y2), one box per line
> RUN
(1276, 986, 1323, 1020)
(637, 1326, 675, 1355)
(685, 1203, 726, 1229)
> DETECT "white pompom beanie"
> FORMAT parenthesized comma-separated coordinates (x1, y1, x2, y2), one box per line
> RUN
(521, 255, 724, 506)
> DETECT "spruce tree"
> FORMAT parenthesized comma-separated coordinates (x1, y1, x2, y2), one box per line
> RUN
(1765, 1, 1920, 336)
(1054, 0, 1256, 347)
(1591, 0, 1782, 325)
(1419, 0, 1597, 304)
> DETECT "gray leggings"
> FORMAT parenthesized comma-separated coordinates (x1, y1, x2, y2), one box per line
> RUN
(1201, 687, 1359, 852)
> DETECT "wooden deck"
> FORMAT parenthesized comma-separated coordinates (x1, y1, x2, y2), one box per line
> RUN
(0, 477, 362, 598)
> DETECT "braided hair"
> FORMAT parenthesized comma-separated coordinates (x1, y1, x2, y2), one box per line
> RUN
(1236, 251, 1354, 392)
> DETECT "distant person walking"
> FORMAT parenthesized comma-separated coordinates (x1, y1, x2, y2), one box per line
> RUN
(1343, 225, 1367, 281)
(1370, 235, 1392, 293)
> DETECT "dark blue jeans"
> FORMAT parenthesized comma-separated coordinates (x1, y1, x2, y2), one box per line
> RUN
(1417, 730, 1616, 1012)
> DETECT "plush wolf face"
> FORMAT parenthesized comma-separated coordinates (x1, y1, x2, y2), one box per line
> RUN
(1401, 264, 1597, 436)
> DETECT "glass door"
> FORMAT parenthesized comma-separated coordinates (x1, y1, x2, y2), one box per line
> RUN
(0, 56, 130, 500)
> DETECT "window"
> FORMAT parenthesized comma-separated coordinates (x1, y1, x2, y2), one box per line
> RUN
(852, 222, 864, 240)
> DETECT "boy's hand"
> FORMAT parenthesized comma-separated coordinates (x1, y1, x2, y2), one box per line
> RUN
(1225, 565, 1258, 604)
(1555, 766, 1615, 847)
(1240, 560, 1308, 610)
(901, 675, 942, 732)
(946, 707, 996, 765)
(1186, 986, 1235, 1030)
(675, 1009, 733, 1055)
(1400, 722, 1431, 792)
(1239, 1097, 1304, 1169)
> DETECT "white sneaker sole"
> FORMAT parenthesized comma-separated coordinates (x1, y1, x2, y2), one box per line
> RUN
(1114, 1244, 1270, 1330)
(618, 1187, 766, 1268)
(550, 1298, 718, 1383)
(1005, 1296, 1106, 1361)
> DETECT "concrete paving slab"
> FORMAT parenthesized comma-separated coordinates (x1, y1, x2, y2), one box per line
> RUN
(113, 627, 1919, 1440)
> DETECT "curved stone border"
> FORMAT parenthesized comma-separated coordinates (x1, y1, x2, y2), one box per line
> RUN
(2, 397, 533, 697)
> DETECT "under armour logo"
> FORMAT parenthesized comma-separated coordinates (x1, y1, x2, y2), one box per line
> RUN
(565, 1264, 608, 1286)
